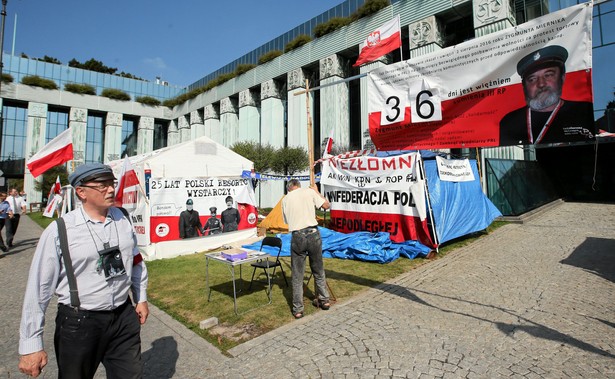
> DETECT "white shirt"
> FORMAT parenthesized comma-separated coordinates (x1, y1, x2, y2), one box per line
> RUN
(19, 207, 148, 355)
(282, 188, 325, 231)
(7, 195, 27, 215)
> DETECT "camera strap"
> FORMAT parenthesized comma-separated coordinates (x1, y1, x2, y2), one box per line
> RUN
(56, 217, 80, 309)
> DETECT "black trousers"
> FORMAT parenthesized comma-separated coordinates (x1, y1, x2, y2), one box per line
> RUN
(5, 213, 20, 246)
(0, 219, 6, 249)
(54, 301, 142, 379)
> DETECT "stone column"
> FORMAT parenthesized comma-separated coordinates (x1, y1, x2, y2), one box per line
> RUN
(359, 58, 390, 150)
(238, 89, 260, 143)
(204, 104, 220, 142)
(287, 68, 313, 149)
(178, 115, 190, 143)
(167, 119, 180, 146)
(408, 16, 444, 59)
(220, 97, 239, 147)
(68, 107, 88, 174)
(137, 116, 154, 155)
(473, 0, 516, 37)
(259, 79, 285, 208)
(190, 109, 205, 139)
(320, 54, 349, 152)
(24, 102, 47, 204)
(103, 112, 123, 163)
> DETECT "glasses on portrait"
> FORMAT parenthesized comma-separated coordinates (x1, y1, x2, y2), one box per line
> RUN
(80, 180, 118, 191)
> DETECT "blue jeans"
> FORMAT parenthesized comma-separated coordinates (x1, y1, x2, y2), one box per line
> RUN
(290, 227, 329, 313)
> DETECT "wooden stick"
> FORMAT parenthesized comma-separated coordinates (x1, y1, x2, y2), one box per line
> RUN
(305, 79, 315, 186)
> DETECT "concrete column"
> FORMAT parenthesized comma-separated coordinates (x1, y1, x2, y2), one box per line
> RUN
(137, 116, 154, 155)
(204, 104, 220, 143)
(190, 109, 205, 139)
(23, 102, 47, 205)
(167, 119, 180, 146)
(220, 97, 239, 147)
(238, 89, 260, 143)
(287, 68, 313, 149)
(68, 107, 88, 174)
(103, 112, 123, 163)
(259, 79, 285, 208)
(472, 0, 516, 37)
(408, 16, 444, 59)
(320, 54, 349, 151)
(178, 115, 190, 143)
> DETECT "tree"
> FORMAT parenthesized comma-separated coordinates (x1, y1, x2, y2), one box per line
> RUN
(230, 141, 275, 173)
(33, 165, 69, 201)
(271, 146, 308, 175)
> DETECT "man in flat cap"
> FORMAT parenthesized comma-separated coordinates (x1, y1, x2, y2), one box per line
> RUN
(499, 45, 594, 145)
(221, 195, 241, 233)
(179, 198, 204, 238)
(203, 206, 222, 235)
(18, 162, 149, 378)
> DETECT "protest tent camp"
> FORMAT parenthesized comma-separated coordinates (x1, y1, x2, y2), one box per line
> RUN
(108, 136, 257, 260)
(247, 151, 501, 264)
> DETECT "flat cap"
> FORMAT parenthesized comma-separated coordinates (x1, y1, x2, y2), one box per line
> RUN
(209, 206, 217, 213)
(186, 199, 193, 205)
(225, 196, 233, 203)
(517, 45, 568, 79)
(69, 163, 116, 187)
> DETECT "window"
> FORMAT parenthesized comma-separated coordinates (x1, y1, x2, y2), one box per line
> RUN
(121, 117, 138, 157)
(46, 108, 69, 142)
(85, 114, 104, 163)
(153, 120, 169, 150)
(0, 103, 28, 162)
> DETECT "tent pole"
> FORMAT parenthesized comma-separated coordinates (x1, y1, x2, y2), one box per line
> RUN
(420, 155, 439, 253)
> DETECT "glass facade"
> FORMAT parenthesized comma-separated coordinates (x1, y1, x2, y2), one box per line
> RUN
(153, 120, 168, 151)
(2, 53, 185, 102)
(46, 108, 69, 142)
(85, 114, 104, 163)
(0, 103, 27, 162)
(121, 118, 138, 158)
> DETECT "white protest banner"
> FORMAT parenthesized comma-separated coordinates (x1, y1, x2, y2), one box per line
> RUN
(368, 3, 594, 149)
(321, 152, 433, 246)
(149, 177, 258, 242)
(435, 156, 475, 182)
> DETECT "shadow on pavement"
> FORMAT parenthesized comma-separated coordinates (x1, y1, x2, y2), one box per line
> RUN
(143, 336, 178, 378)
(560, 237, 615, 283)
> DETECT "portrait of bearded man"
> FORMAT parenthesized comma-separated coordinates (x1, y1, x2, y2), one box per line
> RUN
(499, 45, 594, 145)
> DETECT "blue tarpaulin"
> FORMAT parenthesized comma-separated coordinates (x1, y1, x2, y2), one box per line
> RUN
(423, 159, 502, 244)
(242, 227, 432, 264)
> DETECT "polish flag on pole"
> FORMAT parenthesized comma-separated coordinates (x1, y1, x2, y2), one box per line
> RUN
(322, 130, 334, 158)
(26, 128, 74, 178)
(42, 176, 62, 218)
(114, 157, 141, 211)
(353, 15, 401, 67)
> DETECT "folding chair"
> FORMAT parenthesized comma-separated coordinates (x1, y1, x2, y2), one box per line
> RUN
(248, 236, 288, 296)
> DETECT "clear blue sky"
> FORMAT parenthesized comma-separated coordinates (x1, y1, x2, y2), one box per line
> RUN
(4, 0, 344, 87)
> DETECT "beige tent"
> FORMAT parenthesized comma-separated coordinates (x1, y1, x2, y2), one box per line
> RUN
(258, 196, 288, 232)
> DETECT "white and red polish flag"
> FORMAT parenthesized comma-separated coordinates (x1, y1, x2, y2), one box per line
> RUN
(26, 128, 73, 178)
(353, 15, 401, 67)
(322, 130, 334, 157)
(42, 176, 62, 218)
(114, 157, 141, 211)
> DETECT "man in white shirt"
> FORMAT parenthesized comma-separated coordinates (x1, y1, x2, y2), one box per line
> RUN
(6, 188, 27, 248)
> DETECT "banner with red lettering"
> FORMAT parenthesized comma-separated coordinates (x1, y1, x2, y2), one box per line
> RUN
(321, 152, 434, 247)
(368, 3, 594, 149)
(149, 177, 258, 242)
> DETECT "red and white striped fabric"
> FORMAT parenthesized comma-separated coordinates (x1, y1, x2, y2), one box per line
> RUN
(353, 15, 401, 67)
(26, 128, 74, 178)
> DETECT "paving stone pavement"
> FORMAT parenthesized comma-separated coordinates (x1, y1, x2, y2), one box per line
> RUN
(1, 201, 614, 378)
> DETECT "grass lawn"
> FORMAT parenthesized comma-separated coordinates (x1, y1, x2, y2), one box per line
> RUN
(27, 212, 505, 355)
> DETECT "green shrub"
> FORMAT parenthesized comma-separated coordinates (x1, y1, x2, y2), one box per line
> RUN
(162, 71, 237, 108)
(235, 63, 256, 76)
(258, 50, 282, 64)
(284, 34, 312, 52)
(101, 88, 131, 101)
(313, 17, 351, 38)
(350, 0, 390, 21)
(64, 83, 96, 95)
(136, 96, 161, 106)
(1, 73, 13, 83)
(21, 75, 58, 90)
